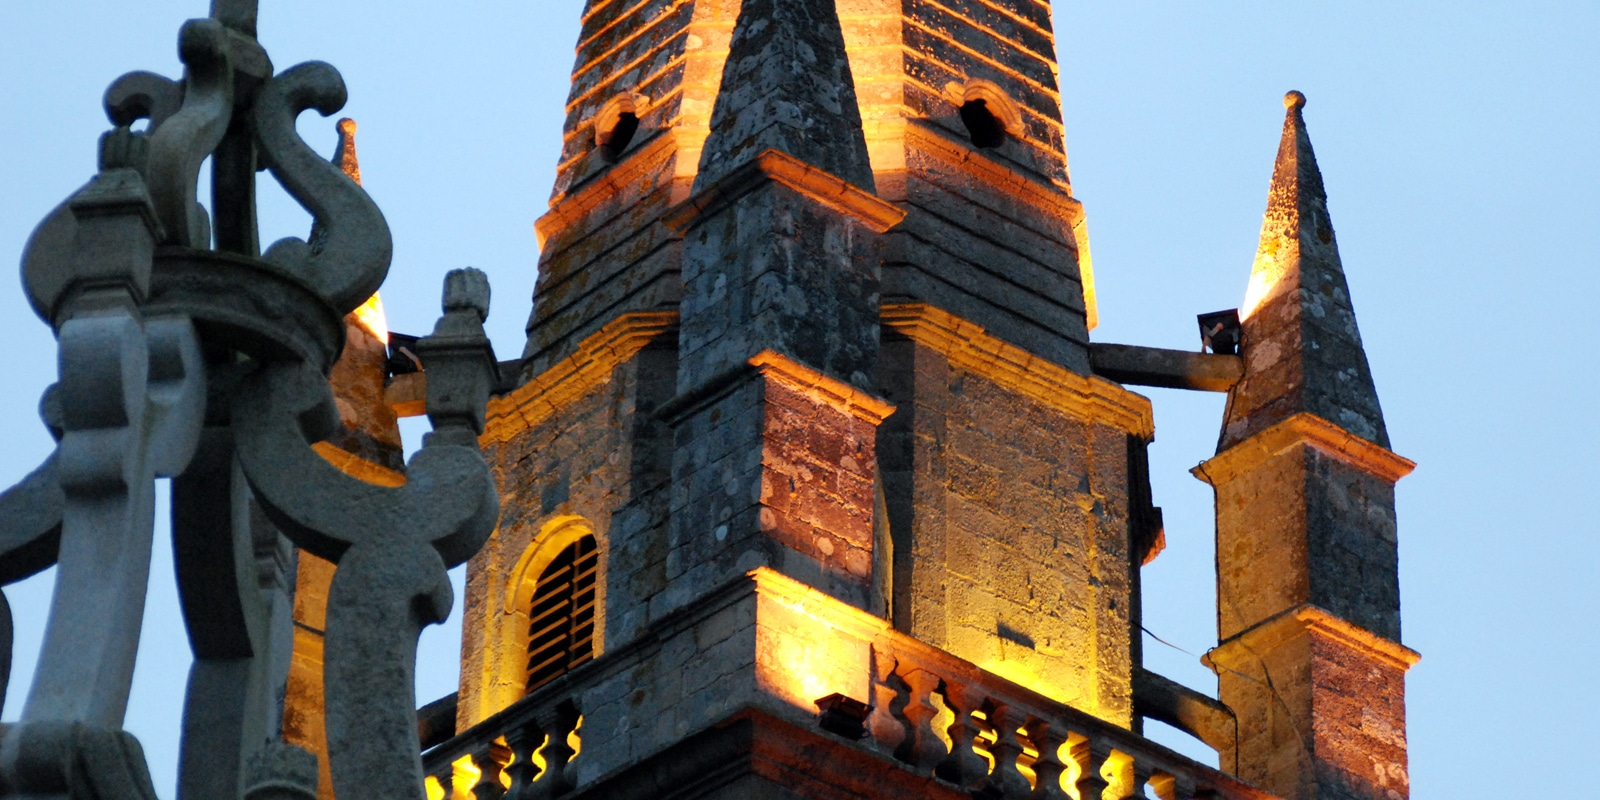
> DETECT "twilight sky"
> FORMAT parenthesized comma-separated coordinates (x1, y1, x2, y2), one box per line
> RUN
(2, 2, 1596, 798)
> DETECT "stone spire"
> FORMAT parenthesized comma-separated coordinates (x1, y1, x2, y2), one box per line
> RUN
(1197, 92, 1418, 800)
(1222, 91, 1388, 451)
(694, 0, 875, 192)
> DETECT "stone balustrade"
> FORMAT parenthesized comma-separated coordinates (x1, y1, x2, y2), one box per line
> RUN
(421, 568, 1277, 800)
(861, 637, 1275, 800)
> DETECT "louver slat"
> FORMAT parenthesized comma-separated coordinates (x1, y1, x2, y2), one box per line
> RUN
(525, 536, 599, 693)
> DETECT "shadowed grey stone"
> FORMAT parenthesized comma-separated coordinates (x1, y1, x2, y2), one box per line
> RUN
(0, 5, 430, 798)
(695, 0, 875, 192)
(256, 62, 392, 315)
(231, 269, 499, 800)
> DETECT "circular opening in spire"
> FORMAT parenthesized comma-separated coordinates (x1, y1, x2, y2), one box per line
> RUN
(947, 80, 1020, 151)
(960, 99, 1006, 149)
(599, 112, 639, 163)
(594, 93, 647, 164)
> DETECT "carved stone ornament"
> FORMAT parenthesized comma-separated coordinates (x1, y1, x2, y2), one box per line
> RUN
(0, 3, 500, 799)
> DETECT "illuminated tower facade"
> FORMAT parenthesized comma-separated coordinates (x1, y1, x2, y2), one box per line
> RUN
(399, 4, 1415, 800)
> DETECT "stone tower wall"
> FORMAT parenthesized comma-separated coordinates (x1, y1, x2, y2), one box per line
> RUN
(460, 326, 677, 726)
(472, 0, 1144, 740)
(524, 0, 741, 375)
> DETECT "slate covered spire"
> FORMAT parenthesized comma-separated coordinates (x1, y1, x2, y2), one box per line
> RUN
(694, 0, 875, 192)
(1222, 91, 1389, 451)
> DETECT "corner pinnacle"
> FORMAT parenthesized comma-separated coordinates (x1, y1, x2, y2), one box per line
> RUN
(693, 0, 875, 192)
(1220, 93, 1389, 452)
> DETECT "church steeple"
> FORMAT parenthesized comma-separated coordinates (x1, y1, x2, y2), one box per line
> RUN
(1223, 91, 1388, 451)
(695, 0, 874, 192)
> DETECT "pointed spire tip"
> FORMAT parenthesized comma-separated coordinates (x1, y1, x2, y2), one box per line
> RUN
(1284, 90, 1306, 111)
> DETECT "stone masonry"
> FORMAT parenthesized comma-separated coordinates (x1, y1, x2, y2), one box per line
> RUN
(432, 5, 1417, 800)
(1197, 93, 1418, 800)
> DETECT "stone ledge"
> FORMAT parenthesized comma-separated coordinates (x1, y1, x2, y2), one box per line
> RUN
(481, 311, 678, 445)
(1204, 604, 1421, 675)
(748, 350, 895, 426)
(535, 127, 693, 250)
(662, 149, 907, 235)
(1192, 412, 1415, 486)
(881, 302, 1153, 439)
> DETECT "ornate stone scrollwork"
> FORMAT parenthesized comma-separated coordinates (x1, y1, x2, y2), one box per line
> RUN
(255, 61, 393, 314)
(0, 4, 497, 800)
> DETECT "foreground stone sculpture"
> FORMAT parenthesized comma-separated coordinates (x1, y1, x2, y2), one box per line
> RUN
(0, 3, 498, 799)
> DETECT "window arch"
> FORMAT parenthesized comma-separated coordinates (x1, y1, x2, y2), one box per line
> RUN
(592, 92, 648, 163)
(504, 516, 604, 697)
(524, 534, 598, 693)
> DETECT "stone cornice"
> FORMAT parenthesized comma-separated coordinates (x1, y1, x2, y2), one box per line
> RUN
(881, 302, 1153, 439)
(534, 128, 691, 250)
(1193, 412, 1415, 486)
(748, 350, 896, 425)
(1204, 603, 1421, 674)
(482, 311, 678, 445)
(662, 149, 907, 235)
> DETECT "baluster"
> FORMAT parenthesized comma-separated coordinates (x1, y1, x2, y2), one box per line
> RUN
(893, 668, 948, 771)
(868, 649, 907, 754)
(1121, 759, 1154, 800)
(1022, 720, 1070, 800)
(504, 718, 546, 800)
(470, 742, 510, 800)
(935, 681, 991, 790)
(430, 762, 456, 800)
(981, 703, 1032, 799)
(532, 699, 581, 798)
(1147, 772, 1177, 800)
(1071, 739, 1113, 800)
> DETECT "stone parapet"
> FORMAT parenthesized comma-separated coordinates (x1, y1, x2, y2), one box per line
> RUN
(423, 568, 1279, 800)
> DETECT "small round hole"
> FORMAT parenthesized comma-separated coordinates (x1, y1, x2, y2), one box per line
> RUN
(598, 111, 639, 162)
(959, 100, 1006, 149)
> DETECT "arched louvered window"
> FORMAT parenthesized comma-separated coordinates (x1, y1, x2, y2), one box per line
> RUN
(525, 535, 598, 694)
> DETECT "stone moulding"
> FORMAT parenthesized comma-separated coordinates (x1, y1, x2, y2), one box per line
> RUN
(662, 149, 908, 235)
(1191, 412, 1416, 487)
(881, 302, 1153, 439)
(748, 350, 896, 426)
(1204, 603, 1421, 674)
(534, 127, 693, 250)
(482, 311, 678, 445)
(485, 302, 1147, 450)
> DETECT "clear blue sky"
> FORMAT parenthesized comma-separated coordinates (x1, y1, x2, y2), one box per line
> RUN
(2, 3, 1596, 797)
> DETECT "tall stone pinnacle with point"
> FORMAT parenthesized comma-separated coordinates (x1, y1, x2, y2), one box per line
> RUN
(1198, 92, 1419, 800)
(694, 0, 875, 193)
(666, 0, 902, 610)
(1223, 91, 1387, 451)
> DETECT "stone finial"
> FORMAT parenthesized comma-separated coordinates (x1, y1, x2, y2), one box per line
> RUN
(1220, 92, 1389, 451)
(693, 0, 876, 192)
(442, 267, 491, 322)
